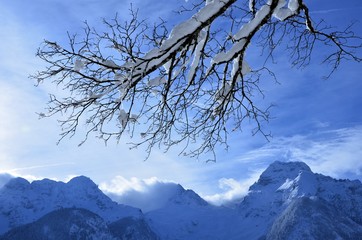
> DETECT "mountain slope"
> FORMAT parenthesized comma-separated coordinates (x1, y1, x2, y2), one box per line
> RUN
(1, 161, 362, 239)
(145, 183, 245, 240)
(109, 217, 158, 240)
(0, 176, 141, 234)
(266, 196, 362, 240)
(0, 208, 159, 240)
(146, 161, 362, 240)
(237, 161, 362, 239)
(235, 161, 315, 239)
(0, 208, 114, 240)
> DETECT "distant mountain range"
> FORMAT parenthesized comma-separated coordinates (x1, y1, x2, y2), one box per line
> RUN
(0, 161, 361, 240)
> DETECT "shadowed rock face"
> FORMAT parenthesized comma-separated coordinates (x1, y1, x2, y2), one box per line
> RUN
(0, 208, 159, 240)
(109, 217, 158, 240)
(0, 208, 113, 240)
(266, 196, 362, 240)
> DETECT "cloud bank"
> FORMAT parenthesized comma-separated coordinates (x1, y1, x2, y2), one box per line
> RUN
(99, 176, 181, 212)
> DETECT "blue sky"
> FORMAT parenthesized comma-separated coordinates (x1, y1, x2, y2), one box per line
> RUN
(0, 0, 361, 206)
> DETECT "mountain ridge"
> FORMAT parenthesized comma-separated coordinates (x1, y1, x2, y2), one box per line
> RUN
(0, 175, 142, 234)
(1, 161, 361, 239)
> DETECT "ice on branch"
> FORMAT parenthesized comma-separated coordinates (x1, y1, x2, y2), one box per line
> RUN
(273, 0, 300, 21)
(215, 82, 232, 104)
(129, 114, 138, 123)
(118, 109, 128, 129)
(115, 72, 125, 81)
(119, 0, 234, 84)
(288, 0, 299, 12)
(188, 28, 208, 83)
(148, 76, 167, 87)
(231, 56, 252, 82)
(273, 8, 293, 21)
(241, 60, 251, 75)
(74, 59, 85, 71)
(163, 60, 172, 74)
(102, 59, 119, 68)
(249, 0, 255, 12)
(211, 4, 270, 66)
(213, 81, 233, 118)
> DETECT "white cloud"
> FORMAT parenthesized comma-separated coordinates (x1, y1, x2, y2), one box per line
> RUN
(203, 169, 262, 206)
(241, 126, 362, 180)
(292, 127, 362, 179)
(203, 178, 246, 206)
(99, 176, 181, 212)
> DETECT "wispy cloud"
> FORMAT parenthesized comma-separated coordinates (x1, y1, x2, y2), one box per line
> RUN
(239, 126, 362, 180)
(5, 162, 76, 173)
(311, 7, 362, 15)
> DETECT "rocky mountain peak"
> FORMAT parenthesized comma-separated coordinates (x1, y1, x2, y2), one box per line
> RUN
(0, 175, 142, 235)
(2, 178, 29, 191)
(167, 184, 208, 207)
(67, 176, 98, 188)
(250, 161, 312, 191)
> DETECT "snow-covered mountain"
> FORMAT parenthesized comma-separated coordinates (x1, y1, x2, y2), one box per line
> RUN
(0, 176, 142, 234)
(146, 161, 362, 239)
(145, 184, 243, 239)
(1, 161, 362, 239)
(238, 161, 362, 239)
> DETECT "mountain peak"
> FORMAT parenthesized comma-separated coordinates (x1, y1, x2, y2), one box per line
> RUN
(1, 162, 362, 239)
(252, 161, 312, 190)
(168, 184, 208, 207)
(3, 177, 30, 190)
(0, 175, 142, 234)
(67, 175, 97, 188)
(30, 178, 63, 190)
(263, 161, 312, 176)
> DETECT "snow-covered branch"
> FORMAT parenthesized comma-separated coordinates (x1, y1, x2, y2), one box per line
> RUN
(33, 0, 362, 160)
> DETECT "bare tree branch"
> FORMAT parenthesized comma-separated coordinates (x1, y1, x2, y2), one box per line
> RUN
(32, 0, 362, 160)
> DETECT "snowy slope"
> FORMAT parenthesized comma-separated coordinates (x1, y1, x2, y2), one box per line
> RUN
(1, 161, 362, 239)
(145, 183, 246, 240)
(266, 196, 362, 240)
(146, 161, 362, 240)
(236, 161, 315, 239)
(0, 176, 141, 234)
(238, 161, 362, 239)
